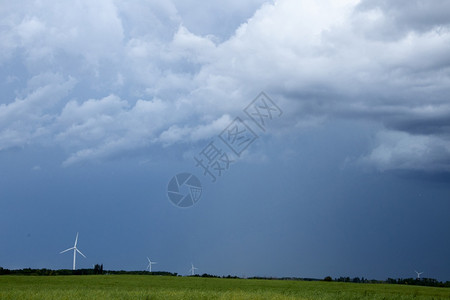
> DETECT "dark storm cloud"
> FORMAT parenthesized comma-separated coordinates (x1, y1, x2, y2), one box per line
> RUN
(1, 0, 450, 172)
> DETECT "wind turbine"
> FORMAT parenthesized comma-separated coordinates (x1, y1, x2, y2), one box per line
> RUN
(60, 232, 86, 270)
(415, 270, 424, 279)
(189, 263, 198, 276)
(147, 257, 157, 272)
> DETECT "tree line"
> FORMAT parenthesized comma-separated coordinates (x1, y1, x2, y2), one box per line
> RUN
(0, 266, 177, 276)
(330, 276, 450, 288)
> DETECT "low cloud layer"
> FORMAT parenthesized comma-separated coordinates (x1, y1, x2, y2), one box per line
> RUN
(1, 0, 449, 172)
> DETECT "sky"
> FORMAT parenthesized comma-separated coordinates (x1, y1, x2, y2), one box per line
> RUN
(0, 0, 449, 280)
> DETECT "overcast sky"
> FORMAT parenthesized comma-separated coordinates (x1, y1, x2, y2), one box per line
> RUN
(1, 0, 449, 280)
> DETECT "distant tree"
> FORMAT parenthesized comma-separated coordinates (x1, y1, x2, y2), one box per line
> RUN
(387, 278, 397, 284)
(93, 264, 104, 275)
(352, 277, 361, 283)
(323, 276, 332, 282)
(201, 273, 219, 278)
(0, 267, 11, 275)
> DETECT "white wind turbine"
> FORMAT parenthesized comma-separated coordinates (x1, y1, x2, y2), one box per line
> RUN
(189, 263, 198, 276)
(60, 233, 86, 270)
(147, 257, 157, 272)
(415, 270, 424, 279)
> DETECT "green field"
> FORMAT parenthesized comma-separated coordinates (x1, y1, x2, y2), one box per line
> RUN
(0, 275, 449, 300)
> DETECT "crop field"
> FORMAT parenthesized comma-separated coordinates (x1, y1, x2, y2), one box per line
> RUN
(0, 275, 449, 300)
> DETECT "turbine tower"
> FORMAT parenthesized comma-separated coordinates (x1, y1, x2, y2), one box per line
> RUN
(147, 257, 157, 272)
(60, 232, 86, 270)
(415, 270, 424, 279)
(189, 263, 198, 276)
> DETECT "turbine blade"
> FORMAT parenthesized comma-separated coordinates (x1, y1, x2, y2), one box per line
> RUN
(76, 248, 87, 258)
(60, 247, 74, 254)
(74, 232, 79, 247)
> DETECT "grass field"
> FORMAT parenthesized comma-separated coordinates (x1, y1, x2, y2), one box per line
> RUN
(0, 275, 449, 300)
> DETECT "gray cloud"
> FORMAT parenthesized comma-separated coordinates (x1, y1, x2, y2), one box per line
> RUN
(171, 0, 269, 40)
(355, 0, 450, 40)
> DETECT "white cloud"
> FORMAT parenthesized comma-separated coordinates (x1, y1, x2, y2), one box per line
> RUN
(1, 0, 450, 171)
(360, 130, 450, 172)
(0, 73, 76, 150)
(157, 114, 232, 145)
(54, 92, 233, 165)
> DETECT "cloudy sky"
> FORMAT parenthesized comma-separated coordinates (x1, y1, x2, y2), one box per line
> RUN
(1, 0, 449, 280)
